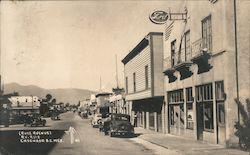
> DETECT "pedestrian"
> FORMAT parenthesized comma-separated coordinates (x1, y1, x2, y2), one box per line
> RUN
(134, 113, 137, 127)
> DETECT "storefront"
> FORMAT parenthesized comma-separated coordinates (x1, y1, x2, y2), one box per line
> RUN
(132, 97, 164, 132)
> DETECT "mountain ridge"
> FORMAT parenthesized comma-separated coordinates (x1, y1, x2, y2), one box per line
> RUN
(3, 82, 97, 105)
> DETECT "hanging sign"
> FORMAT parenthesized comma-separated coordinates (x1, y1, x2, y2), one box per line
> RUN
(149, 10, 168, 24)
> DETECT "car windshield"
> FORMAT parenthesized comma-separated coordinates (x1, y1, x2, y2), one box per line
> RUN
(113, 115, 129, 121)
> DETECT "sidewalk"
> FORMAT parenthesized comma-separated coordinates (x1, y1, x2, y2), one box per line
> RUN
(135, 127, 249, 155)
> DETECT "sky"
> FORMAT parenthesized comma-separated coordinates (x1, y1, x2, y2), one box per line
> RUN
(0, 0, 182, 92)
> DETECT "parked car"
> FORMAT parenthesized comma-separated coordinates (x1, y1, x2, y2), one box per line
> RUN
(103, 113, 134, 137)
(91, 114, 102, 128)
(99, 113, 111, 132)
(24, 113, 46, 127)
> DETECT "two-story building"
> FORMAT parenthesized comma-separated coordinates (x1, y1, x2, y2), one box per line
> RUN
(163, 0, 250, 146)
(122, 32, 164, 132)
(95, 92, 112, 114)
(8, 96, 40, 115)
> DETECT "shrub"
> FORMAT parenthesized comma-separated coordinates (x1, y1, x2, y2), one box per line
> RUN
(234, 98, 250, 150)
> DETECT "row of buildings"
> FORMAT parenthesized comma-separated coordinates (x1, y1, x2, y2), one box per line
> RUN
(118, 0, 249, 147)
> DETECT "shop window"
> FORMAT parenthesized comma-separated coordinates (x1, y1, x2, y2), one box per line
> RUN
(180, 104, 184, 128)
(186, 87, 194, 129)
(196, 84, 214, 131)
(215, 81, 225, 101)
(204, 102, 214, 131)
(217, 103, 225, 125)
(149, 112, 155, 128)
(216, 81, 225, 125)
(170, 106, 174, 126)
(169, 89, 184, 103)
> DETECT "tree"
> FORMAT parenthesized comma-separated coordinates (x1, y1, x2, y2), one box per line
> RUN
(45, 94, 52, 102)
(51, 98, 56, 105)
(234, 98, 250, 150)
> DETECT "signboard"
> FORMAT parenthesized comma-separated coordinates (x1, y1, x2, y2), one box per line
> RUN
(149, 10, 168, 24)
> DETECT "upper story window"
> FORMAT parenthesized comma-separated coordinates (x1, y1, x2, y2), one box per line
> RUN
(171, 40, 177, 67)
(185, 30, 191, 60)
(202, 15, 212, 51)
(133, 72, 136, 92)
(145, 65, 149, 89)
(180, 30, 191, 62)
(125, 77, 128, 94)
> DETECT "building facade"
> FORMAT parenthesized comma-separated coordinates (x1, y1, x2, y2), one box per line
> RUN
(163, 0, 250, 146)
(122, 32, 164, 132)
(9, 96, 40, 115)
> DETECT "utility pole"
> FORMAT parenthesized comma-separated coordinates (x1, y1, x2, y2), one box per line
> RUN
(99, 76, 102, 92)
(115, 54, 119, 88)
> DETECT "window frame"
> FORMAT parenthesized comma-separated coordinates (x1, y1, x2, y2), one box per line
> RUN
(171, 40, 177, 67)
(202, 15, 212, 51)
(133, 72, 136, 92)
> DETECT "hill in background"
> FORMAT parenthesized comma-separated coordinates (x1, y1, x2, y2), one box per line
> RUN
(3, 83, 97, 105)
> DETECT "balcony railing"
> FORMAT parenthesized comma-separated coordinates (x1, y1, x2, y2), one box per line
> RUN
(191, 38, 211, 58)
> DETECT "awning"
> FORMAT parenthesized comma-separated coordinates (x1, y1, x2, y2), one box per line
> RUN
(132, 97, 164, 112)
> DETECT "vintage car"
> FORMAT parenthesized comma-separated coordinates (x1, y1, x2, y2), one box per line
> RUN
(104, 113, 134, 137)
(24, 113, 46, 127)
(98, 113, 111, 132)
(91, 114, 102, 128)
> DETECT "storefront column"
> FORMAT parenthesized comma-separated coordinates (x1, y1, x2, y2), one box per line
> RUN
(193, 86, 198, 140)
(154, 112, 157, 132)
(162, 102, 166, 133)
(146, 111, 149, 130)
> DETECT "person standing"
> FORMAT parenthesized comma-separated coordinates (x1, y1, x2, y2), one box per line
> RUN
(134, 113, 137, 127)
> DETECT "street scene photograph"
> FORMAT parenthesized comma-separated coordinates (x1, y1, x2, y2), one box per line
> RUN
(0, 0, 249, 155)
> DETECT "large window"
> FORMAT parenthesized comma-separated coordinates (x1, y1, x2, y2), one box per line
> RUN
(179, 30, 191, 62)
(133, 72, 136, 92)
(216, 81, 225, 125)
(171, 40, 177, 67)
(185, 31, 191, 60)
(145, 65, 149, 89)
(204, 103, 214, 131)
(196, 84, 214, 131)
(170, 106, 175, 125)
(202, 15, 212, 51)
(215, 81, 225, 101)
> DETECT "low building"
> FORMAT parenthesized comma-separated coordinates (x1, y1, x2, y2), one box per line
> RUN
(9, 96, 40, 115)
(122, 32, 164, 132)
(95, 93, 112, 114)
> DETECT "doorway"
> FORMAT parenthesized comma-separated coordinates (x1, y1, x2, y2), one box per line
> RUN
(197, 103, 204, 140)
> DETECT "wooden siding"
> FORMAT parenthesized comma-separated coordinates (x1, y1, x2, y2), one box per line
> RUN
(125, 89, 151, 101)
(124, 45, 152, 99)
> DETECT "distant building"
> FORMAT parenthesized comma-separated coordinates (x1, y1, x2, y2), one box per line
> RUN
(9, 96, 40, 115)
(95, 93, 112, 114)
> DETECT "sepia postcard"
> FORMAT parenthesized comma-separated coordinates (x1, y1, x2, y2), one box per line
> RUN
(0, 0, 249, 155)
